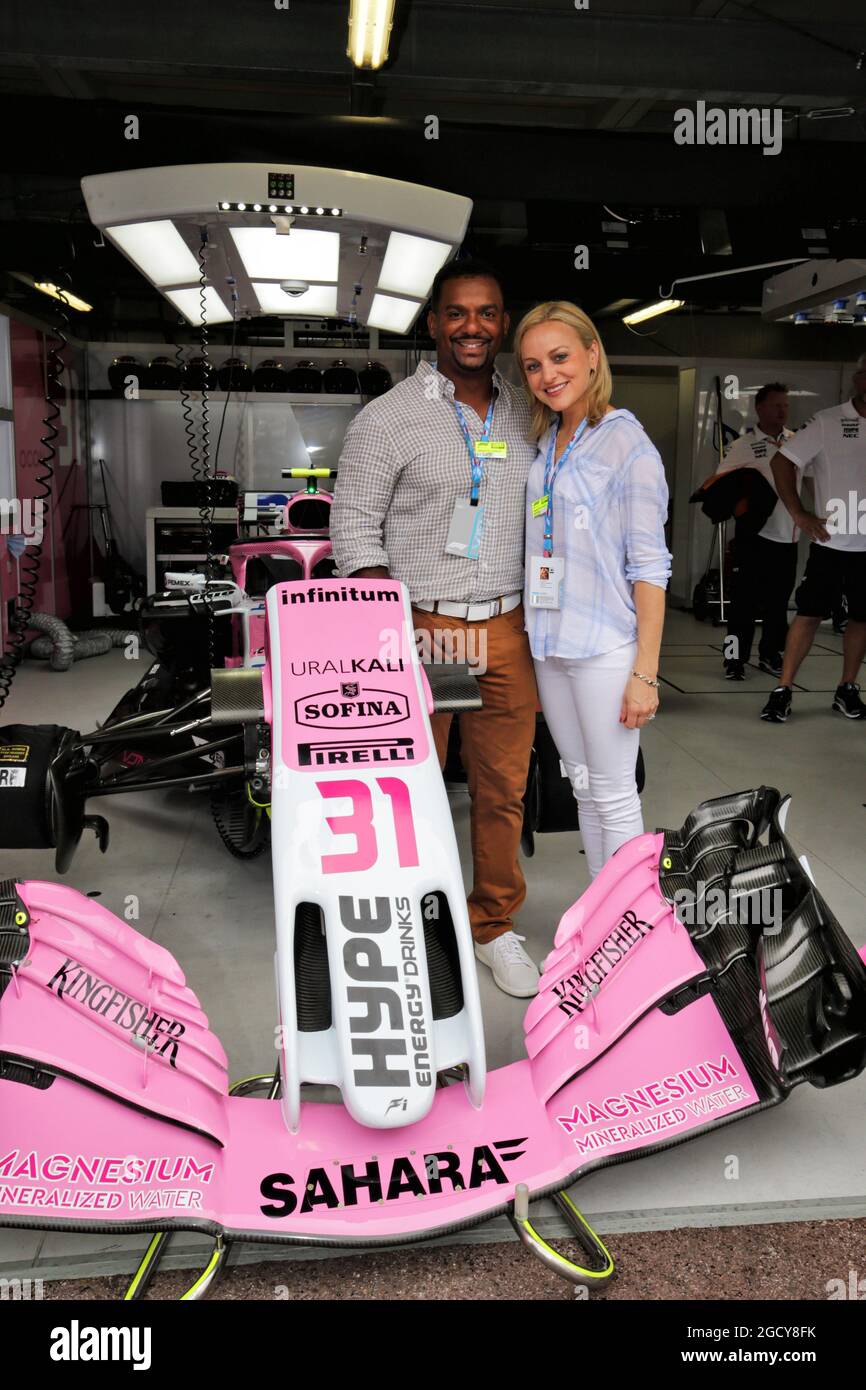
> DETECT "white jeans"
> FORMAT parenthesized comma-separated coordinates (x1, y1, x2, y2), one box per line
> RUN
(534, 642, 642, 881)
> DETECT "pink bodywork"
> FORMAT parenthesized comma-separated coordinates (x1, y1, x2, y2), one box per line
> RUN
(1, 576, 862, 1243)
(275, 579, 429, 772)
(229, 539, 335, 592)
(0, 871, 771, 1240)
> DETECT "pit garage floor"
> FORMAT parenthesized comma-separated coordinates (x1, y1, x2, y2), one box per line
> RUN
(1, 607, 864, 1285)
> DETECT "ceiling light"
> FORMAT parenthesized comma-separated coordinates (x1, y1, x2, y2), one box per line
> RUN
(622, 298, 684, 326)
(32, 281, 92, 312)
(165, 286, 233, 324)
(367, 293, 421, 333)
(253, 203, 262, 212)
(252, 283, 338, 316)
(348, 0, 396, 69)
(377, 231, 451, 298)
(229, 227, 339, 281)
(269, 204, 278, 213)
(82, 163, 471, 332)
(762, 258, 866, 321)
(106, 220, 200, 287)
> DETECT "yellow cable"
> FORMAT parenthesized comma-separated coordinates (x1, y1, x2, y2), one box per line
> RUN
(179, 1247, 222, 1300)
(123, 1234, 163, 1300)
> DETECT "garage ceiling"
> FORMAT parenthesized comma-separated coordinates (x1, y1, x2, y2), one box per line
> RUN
(1, 0, 864, 339)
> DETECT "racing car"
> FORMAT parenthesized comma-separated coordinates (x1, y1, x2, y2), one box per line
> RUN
(0, 462, 638, 865)
(1, 574, 864, 1300)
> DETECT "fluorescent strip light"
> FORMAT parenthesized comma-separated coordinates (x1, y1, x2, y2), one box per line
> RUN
(34, 282, 92, 312)
(377, 231, 451, 298)
(622, 298, 684, 326)
(367, 293, 421, 333)
(348, 0, 396, 69)
(252, 283, 338, 316)
(165, 287, 233, 325)
(229, 227, 339, 281)
(107, 220, 201, 287)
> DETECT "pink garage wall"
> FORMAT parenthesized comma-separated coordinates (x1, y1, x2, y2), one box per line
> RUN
(3, 320, 89, 630)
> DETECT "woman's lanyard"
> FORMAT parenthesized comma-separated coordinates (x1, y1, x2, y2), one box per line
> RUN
(541, 416, 589, 556)
(452, 396, 496, 505)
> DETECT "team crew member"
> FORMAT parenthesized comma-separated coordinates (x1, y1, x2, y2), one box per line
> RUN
(719, 383, 798, 680)
(330, 260, 541, 997)
(516, 301, 671, 883)
(762, 354, 866, 723)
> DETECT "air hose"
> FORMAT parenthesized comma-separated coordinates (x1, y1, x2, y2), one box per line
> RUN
(27, 613, 137, 671)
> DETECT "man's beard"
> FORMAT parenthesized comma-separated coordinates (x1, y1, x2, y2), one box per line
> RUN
(449, 340, 494, 372)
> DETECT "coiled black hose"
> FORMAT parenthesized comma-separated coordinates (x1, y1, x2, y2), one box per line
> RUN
(196, 234, 216, 669)
(0, 275, 68, 709)
(176, 339, 199, 476)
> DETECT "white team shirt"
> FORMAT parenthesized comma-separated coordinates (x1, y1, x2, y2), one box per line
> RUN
(717, 426, 797, 544)
(778, 401, 866, 553)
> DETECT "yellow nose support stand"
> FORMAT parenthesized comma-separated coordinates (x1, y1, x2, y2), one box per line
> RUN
(509, 1183, 615, 1293)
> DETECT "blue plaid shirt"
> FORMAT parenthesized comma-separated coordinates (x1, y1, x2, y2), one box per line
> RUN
(525, 409, 671, 660)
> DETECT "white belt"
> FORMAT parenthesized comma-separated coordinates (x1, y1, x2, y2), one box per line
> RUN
(413, 593, 521, 622)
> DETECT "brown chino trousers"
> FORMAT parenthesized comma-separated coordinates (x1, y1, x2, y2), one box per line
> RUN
(412, 603, 538, 945)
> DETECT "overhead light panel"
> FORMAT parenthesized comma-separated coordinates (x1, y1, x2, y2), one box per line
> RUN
(762, 259, 866, 321)
(348, 0, 396, 70)
(367, 293, 421, 333)
(106, 220, 201, 287)
(165, 287, 233, 325)
(252, 283, 338, 316)
(82, 164, 472, 332)
(377, 231, 451, 298)
(229, 227, 339, 282)
(622, 299, 684, 326)
(32, 280, 92, 312)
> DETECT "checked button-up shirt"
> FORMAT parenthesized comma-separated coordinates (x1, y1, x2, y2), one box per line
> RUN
(330, 359, 536, 604)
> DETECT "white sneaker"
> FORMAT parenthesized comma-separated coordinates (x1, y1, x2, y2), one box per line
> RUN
(474, 931, 540, 998)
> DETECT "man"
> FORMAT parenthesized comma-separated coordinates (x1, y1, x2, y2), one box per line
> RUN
(718, 383, 797, 680)
(762, 354, 866, 722)
(330, 260, 540, 997)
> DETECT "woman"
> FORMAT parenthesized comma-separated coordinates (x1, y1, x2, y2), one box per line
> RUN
(514, 301, 671, 880)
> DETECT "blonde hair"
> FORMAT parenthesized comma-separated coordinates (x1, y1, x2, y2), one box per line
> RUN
(513, 301, 612, 439)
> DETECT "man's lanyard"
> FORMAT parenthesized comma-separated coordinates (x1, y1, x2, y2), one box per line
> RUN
(541, 417, 589, 556)
(453, 395, 496, 505)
